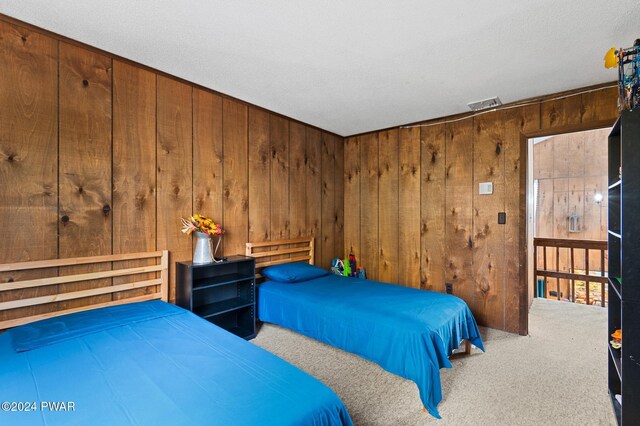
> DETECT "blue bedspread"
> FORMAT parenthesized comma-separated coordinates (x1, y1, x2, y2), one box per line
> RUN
(258, 274, 484, 418)
(0, 301, 352, 426)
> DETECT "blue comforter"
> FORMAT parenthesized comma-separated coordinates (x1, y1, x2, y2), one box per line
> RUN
(258, 274, 484, 418)
(0, 301, 352, 426)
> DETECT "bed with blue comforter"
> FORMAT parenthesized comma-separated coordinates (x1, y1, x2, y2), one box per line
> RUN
(258, 263, 485, 418)
(0, 300, 352, 426)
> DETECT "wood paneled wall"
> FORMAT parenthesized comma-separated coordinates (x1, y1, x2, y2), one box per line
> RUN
(0, 18, 344, 317)
(534, 128, 609, 245)
(344, 86, 618, 333)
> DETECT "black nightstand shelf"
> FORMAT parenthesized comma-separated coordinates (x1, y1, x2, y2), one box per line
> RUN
(607, 109, 640, 425)
(177, 255, 256, 340)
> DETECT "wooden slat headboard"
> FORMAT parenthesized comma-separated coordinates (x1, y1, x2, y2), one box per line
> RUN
(246, 238, 314, 278)
(0, 250, 169, 330)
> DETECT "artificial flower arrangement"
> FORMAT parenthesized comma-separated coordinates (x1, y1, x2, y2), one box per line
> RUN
(181, 214, 224, 236)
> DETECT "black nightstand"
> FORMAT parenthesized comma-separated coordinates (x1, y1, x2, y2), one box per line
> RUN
(176, 255, 256, 340)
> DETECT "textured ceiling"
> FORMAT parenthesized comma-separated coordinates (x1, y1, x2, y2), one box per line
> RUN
(1, 1, 638, 136)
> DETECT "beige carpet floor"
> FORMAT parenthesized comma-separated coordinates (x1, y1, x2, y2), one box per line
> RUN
(252, 298, 614, 426)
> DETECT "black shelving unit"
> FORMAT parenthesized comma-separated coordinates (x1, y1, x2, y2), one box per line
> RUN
(608, 109, 640, 425)
(176, 255, 256, 340)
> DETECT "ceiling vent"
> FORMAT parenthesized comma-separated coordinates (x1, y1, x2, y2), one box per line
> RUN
(467, 96, 502, 111)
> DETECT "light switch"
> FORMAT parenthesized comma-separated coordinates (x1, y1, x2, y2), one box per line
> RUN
(479, 182, 493, 195)
(498, 212, 506, 224)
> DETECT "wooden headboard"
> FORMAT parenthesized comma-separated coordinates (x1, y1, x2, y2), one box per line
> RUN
(0, 251, 168, 330)
(245, 238, 314, 278)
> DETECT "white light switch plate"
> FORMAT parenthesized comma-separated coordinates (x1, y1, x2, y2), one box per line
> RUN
(479, 182, 493, 195)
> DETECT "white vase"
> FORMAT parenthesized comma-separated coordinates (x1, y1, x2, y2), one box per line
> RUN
(193, 232, 214, 264)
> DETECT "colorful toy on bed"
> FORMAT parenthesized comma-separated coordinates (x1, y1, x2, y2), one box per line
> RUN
(605, 38, 640, 111)
(331, 258, 345, 275)
(357, 266, 366, 279)
(343, 257, 352, 277)
(348, 252, 357, 275)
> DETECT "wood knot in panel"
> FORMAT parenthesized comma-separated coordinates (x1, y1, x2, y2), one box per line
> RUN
(549, 107, 558, 125)
(135, 193, 147, 210)
(579, 105, 587, 120)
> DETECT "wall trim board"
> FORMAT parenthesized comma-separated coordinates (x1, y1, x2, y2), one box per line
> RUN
(0, 13, 341, 140)
(344, 82, 616, 139)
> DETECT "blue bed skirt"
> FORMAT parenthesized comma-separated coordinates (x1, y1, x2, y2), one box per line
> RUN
(258, 273, 484, 418)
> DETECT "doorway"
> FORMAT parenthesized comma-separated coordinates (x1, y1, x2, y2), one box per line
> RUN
(527, 128, 610, 309)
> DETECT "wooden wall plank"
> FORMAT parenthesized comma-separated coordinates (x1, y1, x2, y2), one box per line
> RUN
(248, 107, 270, 244)
(552, 135, 570, 179)
(536, 179, 555, 237)
(378, 129, 399, 284)
(534, 138, 554, 179)
(504, 104, 540, 334)
(581, 86, 619, 125)
(553, 178, 569, 239)
(321, 132, 336, 269)
(334, 135, 345, 258)
(0, 21, 58, 321)
(399, 127, 420, 288)
(193, 89, 223, 225)
(541, 94, 582, 130)
(222, 99, 249, 256)
(472, 111, 505, 328)
(584, 175, 606, 241)
(305, 127, 322, 265)
(343, 136, 361, 260)
(566, 133, 585, 178)
(156, 76, 192, 302)
(360, 133, 379, 279)
(420, 123, 446, 291)
(58, 43, 112, 310)
(112, 61, 156, 300)
(270, 115, 290, 242)
(567, 177, 585, 236)
(445, 118, 474, 304)
(584, 128, 609, 178)
(290, 122, 307, 239)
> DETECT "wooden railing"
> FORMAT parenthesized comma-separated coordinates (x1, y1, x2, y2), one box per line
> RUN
(533, 237, 608, 306)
